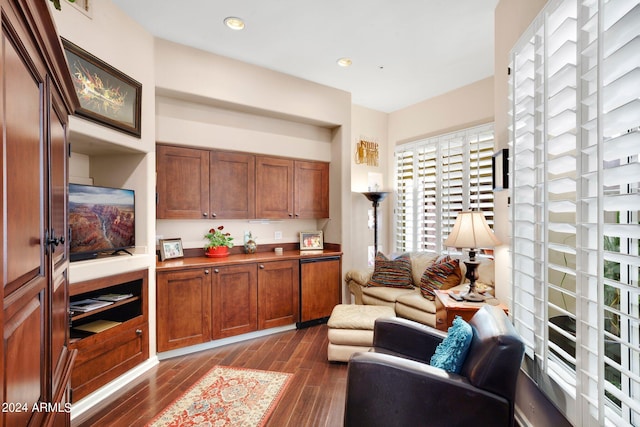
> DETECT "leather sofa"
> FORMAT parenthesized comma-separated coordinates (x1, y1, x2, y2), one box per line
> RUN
(344, 305, 525, 427)
(345, 252, 495, 328)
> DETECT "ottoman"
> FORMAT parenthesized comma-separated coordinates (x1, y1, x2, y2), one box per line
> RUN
(327, 304, 395, 362)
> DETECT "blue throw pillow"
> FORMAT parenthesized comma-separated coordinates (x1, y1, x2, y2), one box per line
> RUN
(430, 316, 473, 373)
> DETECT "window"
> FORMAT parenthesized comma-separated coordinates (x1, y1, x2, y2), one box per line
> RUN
(394, 124, 495, 254)
(510, 0, 639, 425)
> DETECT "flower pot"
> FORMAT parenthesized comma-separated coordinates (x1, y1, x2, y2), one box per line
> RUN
(205, 246, 229, 258)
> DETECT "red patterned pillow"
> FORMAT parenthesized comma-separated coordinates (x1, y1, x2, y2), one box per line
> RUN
(366, 252, 414, 289)
(420, 256, 462, 300)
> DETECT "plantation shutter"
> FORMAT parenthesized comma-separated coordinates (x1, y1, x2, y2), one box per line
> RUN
(393, 123, 495, 255)
(510, 0, 640, 424)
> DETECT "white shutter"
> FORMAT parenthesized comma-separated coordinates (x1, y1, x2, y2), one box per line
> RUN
(510, 0, 640, 424)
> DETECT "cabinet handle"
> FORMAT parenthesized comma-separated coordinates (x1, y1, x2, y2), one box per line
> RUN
(259, 264, 265, 269)
(214, 269, 219, 273)
(288, 213, 293, 217)
(203, 212, 208, 217)
(135, 329, 143, 336)
(295, 213, 299, 217)
(204, 269, 210, 274)
(212, 213, 217, 218)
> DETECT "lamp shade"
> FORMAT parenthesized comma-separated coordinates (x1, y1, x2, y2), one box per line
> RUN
(443, 211, 501, 249)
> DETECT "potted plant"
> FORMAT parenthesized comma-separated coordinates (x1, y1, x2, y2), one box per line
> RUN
(204, 226, 234, 258)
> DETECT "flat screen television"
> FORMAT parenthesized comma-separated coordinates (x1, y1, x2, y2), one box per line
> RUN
(69, 183, 135, 261)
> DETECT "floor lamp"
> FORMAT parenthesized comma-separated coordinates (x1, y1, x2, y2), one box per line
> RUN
(362, 192, 389, 254)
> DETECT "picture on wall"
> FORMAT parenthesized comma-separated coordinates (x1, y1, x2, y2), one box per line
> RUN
(62, 38, 142, 138)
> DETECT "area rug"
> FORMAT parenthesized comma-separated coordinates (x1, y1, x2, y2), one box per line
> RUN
(147, 365, 293, 427)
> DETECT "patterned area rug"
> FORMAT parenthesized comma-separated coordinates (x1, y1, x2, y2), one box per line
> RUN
(147, 366, 293, 427)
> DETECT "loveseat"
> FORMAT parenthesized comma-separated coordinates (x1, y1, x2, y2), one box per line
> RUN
(345, 252, 495, 329)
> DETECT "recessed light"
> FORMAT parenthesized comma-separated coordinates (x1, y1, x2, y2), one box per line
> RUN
(224, 16, 245, 30)
(337, 57, 352, 67)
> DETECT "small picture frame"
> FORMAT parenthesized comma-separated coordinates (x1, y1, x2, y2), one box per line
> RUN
(300, 231, 324, 250)
(492, 148, 509, 191)
(159, 238, 184, 261)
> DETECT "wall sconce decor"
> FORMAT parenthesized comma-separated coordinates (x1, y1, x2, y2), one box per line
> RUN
(492, 149, 509, 191)
(355, 139, 379, 166)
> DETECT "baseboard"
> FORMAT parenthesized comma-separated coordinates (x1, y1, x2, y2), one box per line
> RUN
(70, 356, 159, 420)
(156, 324, 297, 360)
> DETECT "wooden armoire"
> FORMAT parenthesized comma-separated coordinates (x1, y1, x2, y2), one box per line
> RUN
(1, 0, 78, 425)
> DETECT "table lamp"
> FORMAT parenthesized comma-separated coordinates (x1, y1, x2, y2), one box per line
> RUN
(444, 211, 501, 302)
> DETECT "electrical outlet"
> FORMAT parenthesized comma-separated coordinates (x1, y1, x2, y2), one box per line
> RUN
(274, 231, 282, 240)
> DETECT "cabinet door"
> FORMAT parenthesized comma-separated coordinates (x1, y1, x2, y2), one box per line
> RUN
(2, 30, 48, 427)
(157, 269, 212, 351)
(300, 257, 341, 323)
(211, 264, 257, 338)
(256, 156, 294, 219)
(295, 160, 329, 219)
(257, 260, 299, 329)
(157, 145, 210, 219)
(210, 151, 255, 219)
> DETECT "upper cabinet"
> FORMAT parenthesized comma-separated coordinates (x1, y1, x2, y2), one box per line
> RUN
(256, 156, 329, 219)
(210, 151, 255, 219)
(157, 144, 329, 220)
(157, 145, 209, 219)
(294, 160, 329, 219)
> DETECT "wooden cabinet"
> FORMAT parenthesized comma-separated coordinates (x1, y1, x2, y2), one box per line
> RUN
(157, 145, 329, 220)
(258, 260, 300, 329)
(256, 156, 329, 219)
(157, 145, 256, 219)
(69, 269, 149, 402)
(299, 256, 341, 326)
(295, 160, 330, 219)
(210, 151, 255, 219)
(156, 268, 212, 352)
(211, 264, 257, 338)
(156, 145, 210, 219)
(157, 256, 314, 352)
(0, 1, 78, 425)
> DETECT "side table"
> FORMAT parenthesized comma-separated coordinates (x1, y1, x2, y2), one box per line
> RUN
(434, 289, 509, 331)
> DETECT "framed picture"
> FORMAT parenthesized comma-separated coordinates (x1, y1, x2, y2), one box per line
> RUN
(159, 238, 184, 261)
(62, 38, 142, 138)
(300, 231, 324, 250)
(492, 149, 509, 191)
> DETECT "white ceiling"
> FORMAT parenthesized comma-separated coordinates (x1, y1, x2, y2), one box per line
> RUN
(111, 0, 498, 113)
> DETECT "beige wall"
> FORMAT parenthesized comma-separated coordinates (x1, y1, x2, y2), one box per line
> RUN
(349, 105, 389, 275)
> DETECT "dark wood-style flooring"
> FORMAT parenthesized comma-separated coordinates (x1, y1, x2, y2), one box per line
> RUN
(72, 324, 348, 427)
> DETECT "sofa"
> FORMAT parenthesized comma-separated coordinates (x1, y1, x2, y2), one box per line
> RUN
(344, 252, 495, 328)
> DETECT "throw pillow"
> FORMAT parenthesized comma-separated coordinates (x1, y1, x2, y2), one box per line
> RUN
(366, 252, 414, 289)
(430, 316, 473, 373)
(419, 256, 462, 300)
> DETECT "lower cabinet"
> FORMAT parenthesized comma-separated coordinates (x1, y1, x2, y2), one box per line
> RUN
(258, 260, 300, 329)
(156, 268, 212, 352)
(212, 264, 258, 338)
(69, 269, 149, 402)
(157, 259, 300, 352)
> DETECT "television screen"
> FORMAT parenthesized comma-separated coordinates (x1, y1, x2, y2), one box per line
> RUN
(69, 184, 135, 261)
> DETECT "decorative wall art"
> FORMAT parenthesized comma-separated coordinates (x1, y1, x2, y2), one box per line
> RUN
(62, 38, 142, 138)
(355, 139, 380, 166)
